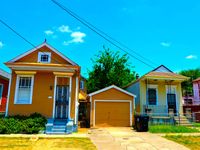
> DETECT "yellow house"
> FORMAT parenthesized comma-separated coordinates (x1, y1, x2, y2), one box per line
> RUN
(125, 65, 188, 123)
(5, 42, 81, 134)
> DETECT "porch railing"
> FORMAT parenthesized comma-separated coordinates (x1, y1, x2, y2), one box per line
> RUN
(142, 105, 168, 116)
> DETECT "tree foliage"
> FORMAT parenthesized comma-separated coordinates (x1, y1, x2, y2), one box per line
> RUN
(87, 48, 137, 93)
(179, 68, 200, 95)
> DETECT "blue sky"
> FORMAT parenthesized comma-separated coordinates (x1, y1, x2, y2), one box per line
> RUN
(0, 0, 200, 77)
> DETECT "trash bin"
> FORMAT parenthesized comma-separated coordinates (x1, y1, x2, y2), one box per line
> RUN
(134, 115, 149, 132)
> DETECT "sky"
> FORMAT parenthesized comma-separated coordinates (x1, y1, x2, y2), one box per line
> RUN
(0, 0, 200, 77)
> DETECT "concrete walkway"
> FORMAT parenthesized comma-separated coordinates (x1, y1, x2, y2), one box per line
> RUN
(88, 127, 189, 150)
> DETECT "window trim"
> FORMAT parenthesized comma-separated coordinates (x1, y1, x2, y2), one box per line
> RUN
(38, 52, 51, 63)
(0, 84, 3, 105)
(14, 75, 34, 104)
(147, 84, 158, 106)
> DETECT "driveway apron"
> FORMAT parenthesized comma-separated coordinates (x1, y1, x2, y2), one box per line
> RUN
(88, 127, 189, 150)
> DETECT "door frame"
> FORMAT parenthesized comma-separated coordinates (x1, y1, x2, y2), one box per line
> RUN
(55, 85, 69, 119)
(52, 76, 72, 119)
(165, 85, 178, 115)
(93, 100, 133, 127)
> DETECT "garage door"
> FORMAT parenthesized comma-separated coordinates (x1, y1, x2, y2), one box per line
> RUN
(95, 101, 130, 127)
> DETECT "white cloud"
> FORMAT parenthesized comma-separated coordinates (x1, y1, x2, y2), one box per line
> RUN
(185, 54, 197, 60)
(0, 41, 3, 48)
(160, 42, 171, 47)
(58, 25, 72, 33)
(63, 31, 86, 45)
(44, 30, 54, 35)
(71, 31, 86, 43)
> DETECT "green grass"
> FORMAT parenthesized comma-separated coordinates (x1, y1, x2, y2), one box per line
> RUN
(165, 135, 200, 150)
(149, 125, 200, 133)
(0, 137, 97, 150)
(193, 123, 200, 127)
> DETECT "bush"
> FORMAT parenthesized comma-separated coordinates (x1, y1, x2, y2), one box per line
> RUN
(149, 125, 200, 133)
(0, 113, 47, 134)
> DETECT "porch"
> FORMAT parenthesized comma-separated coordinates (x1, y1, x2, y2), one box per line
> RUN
(46, 73, 79, 134)
(139, 77, 183, 125)
(140, 104, 175, 125)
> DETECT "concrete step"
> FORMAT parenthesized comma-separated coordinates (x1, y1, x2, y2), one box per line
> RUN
(174, 117, 188, 120)
(175, 120, 190, 122)
(52, 125, 66, 129)
(52, 129, 66, 132)
(177, 124, 193, 126)
(46, 131, 69, 135)
(174, 116, 193, 126)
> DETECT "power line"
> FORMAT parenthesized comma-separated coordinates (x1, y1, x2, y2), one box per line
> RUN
(0, 19, 62, 64)
(51, 0, 157, 66)
(50, 0, 156, 68)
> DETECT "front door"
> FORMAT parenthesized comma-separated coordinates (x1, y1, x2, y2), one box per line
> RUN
(167, 93, 177, 114)
(55, 85, 69, 119)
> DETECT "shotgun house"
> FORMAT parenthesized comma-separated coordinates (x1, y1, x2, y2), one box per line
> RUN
(192, 77, 200, 105)
(0, 69, 10, 112)
(125, 65, 189, 124)
(183, 78, 200, 123)
(5, 42, 81, 134)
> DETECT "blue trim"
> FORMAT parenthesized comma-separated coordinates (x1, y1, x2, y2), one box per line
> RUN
(45, 118, 76, 134)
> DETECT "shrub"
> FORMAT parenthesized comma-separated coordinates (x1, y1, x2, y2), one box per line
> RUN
(0, 113, 47, 134)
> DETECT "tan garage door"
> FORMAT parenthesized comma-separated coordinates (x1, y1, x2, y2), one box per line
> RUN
(95, 101, 130, 127)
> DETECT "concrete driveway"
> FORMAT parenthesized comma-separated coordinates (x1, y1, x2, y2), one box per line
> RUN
(88, 127, 189, 150)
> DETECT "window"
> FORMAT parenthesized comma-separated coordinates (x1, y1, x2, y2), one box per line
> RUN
(15, 76, 34, 104)
(0, 84, 3, 105)
(80, 80, 84, 90)
(38, 52, 51, 63)
(148, 88, 157, 105)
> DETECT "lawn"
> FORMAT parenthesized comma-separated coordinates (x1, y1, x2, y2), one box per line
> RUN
(149, 125, 200, 133)
(0, 137, 97, 150)
(193, 123, 200, 127)
(165, 135, 200, 150)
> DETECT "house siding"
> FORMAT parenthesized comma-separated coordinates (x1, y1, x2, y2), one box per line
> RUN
(8, 71, 78, 118)
(16, 46, 71, 65)
(0, 77, 9, 112)
(126, 81, 140, 113)
(8, 71, 54, 117)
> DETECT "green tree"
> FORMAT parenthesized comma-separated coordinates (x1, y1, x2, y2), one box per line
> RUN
(87, 47, 137, 93)
(179, 68, 200, 96)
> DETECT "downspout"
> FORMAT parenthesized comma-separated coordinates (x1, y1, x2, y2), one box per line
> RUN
(145, 78, 148, 115)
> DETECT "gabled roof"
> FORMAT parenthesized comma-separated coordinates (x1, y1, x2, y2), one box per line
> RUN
(88, 85, 136, 97)
(7, 42, 78, 66)
(152, 65, 173, 73)
(124, 65, 189, 88)
(0, 69, 10, 80)
(193, 77, 200, 82)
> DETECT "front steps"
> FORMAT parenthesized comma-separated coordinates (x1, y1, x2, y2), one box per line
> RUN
(174, 115, 193, 126)
(45, 119, 77, 134)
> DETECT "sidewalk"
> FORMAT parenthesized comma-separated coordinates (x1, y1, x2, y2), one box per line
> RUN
(89, 127, 189, 150)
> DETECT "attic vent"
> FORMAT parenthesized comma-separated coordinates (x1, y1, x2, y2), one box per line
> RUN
(38, 52, 51, 63)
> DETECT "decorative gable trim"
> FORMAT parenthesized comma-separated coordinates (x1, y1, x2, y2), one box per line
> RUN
(8, 43, 77, 66)
(152, 65, 173, 73)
